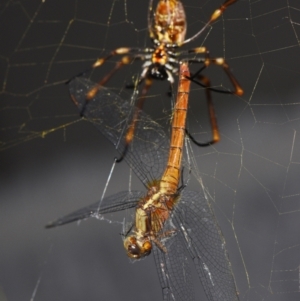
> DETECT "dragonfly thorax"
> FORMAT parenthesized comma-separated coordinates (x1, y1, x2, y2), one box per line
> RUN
(123, 187, 176, 259)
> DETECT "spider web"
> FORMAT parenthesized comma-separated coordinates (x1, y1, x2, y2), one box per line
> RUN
(1, 0, 300, 300)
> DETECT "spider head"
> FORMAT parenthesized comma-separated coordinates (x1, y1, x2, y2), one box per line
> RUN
(148, 63, 168, 81)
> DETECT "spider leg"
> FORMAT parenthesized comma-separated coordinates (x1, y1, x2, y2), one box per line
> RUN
(178, 48, 243, 147)
(182, 45, 243, 95)
(167, 84, 173, 97)
(73, 47, 159, 164)
(180, 47, 224, 92)
(189, 57, 243, 96)
(67, 47, 139, 83)
(72, 46, 151, 115)
(210, 57, 243, 95)
(181, 0, 238, 45)
(148, 0, 155, 38)
(116, 77, 153, 162)
(177, 166, 191, 192)
(80, 55, 134, 116)
(181, 48, 243, 146)
(91, 47, 147, 70)
(185, 74, 220, 146)
(87, 56, 133, 99)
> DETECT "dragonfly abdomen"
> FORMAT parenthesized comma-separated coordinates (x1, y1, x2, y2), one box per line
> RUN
(160, 62, 190, 194)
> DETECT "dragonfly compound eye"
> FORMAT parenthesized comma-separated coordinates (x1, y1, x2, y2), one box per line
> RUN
(124, 236, 152, 259)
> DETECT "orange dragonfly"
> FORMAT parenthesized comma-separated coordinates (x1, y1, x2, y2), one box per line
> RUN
(47, 63, 239, 300)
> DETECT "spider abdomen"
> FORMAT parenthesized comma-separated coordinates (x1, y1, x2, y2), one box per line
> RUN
(153, 0, 187, 44)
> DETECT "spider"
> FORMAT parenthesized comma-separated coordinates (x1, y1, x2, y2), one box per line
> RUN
(76, 0, 243, 161)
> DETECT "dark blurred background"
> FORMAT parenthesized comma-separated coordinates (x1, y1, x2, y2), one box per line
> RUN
(1, 0, 300, 300)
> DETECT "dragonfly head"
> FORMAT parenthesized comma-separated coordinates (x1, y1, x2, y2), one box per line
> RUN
(124, 235, 152, 259)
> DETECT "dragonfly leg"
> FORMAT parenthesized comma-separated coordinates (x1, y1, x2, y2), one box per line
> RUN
(152, 236, 167, 253)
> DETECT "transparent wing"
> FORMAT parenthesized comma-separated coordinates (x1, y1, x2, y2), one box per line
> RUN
(153, 231, 194, 301)
(68, 77, 170, 185)
(46, 190, 143, 228)
(174, 190, 239, 301)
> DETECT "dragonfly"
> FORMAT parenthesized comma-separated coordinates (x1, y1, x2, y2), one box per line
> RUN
(47, 63, 239, 301)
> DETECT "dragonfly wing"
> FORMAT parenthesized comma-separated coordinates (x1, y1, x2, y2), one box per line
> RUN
(46, 190, 143, 228)
(174, 190, 239, 301)
(68, 77, 169, 185)
(153, 231, 194, 301)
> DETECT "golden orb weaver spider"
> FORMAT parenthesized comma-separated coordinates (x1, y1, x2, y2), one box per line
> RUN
(73, 0, 243, 162)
